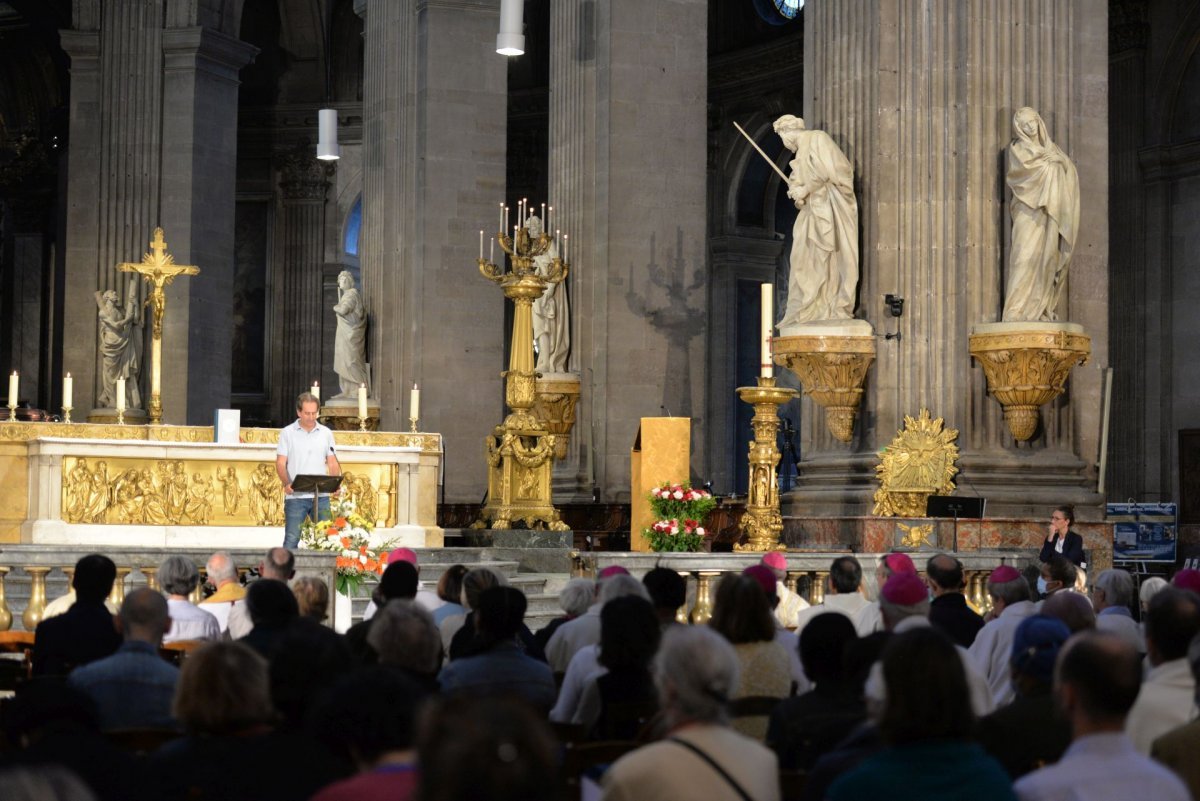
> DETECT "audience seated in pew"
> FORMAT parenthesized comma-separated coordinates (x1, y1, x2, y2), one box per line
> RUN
(32, 555, 121, 678)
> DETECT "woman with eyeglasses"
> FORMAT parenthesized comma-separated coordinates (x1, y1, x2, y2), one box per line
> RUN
(1039, 505, 1085, 568)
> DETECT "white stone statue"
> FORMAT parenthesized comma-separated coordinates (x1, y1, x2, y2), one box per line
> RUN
(94, 279, 142, 409)
(1002, 107, 1080, 323)
(332, 270, 370, 397)
(774, 114, 860, 329)
(526, 214, 570, 373)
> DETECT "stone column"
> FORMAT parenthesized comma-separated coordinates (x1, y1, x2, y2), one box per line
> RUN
(272, 147, 331, 422)
(357, 0, 507, 501)
(550, 0, 709, 502)
(790, 0, 1108, 517)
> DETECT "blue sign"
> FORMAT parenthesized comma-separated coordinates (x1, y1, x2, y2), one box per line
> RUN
(1107, 502, 1178, 563)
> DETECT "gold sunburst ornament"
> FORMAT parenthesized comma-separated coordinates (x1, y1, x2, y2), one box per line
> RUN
(873, 409, 959, 517)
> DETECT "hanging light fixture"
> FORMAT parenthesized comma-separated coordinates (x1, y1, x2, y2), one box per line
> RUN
(496, 0, 525, 56)
(317, 108, 340, 161)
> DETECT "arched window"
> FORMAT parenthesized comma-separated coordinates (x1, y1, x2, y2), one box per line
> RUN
(344, 195, 362, 258)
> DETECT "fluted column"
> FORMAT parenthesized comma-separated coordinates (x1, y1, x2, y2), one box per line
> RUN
(790, 0, 1109, 517)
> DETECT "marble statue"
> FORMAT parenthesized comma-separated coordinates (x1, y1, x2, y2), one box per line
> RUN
(1002, 107, 1080, 323)
(774, 114, 860, 328)
(332, 270, 370, 397)
(94, 279, 143, 409)
(526, 214, 570, 373)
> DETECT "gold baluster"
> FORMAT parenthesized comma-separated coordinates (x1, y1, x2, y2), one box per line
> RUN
(109, 567, 132, 607)
(22, 567, 51, 631)
(785, 571, 800, 595)
(0, 567, 12, 631)
(675, 571, 690, 624)
(142, 566, 159, 592)
(189, 570, 205, 604)
(811, 571, 828, 605)
(691, 571, 720, 625)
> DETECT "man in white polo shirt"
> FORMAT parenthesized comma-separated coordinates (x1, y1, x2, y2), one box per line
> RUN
(276, 392, 340, 548)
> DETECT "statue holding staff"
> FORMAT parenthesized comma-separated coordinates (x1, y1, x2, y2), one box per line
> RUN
(94, 279, 143, 409)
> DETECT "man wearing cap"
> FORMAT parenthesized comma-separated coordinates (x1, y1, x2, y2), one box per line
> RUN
(968, 565, 1037, 707)
(792, 556, 871, 635)
(760, 553, 809, 629)
(927, 553, 986, 648)
(853, 553, 918, 636)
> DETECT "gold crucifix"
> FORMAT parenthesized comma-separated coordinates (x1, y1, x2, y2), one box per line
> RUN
(117, 228, 200, 424)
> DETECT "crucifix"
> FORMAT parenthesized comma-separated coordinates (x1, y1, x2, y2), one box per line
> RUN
(117, 228, 200, 424)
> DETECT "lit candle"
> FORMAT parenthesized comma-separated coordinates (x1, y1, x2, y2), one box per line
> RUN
(7, 371, 17, 408)
(563, 234, 569, 262)
(548, 205, 554, 234)
(503, 205, 509, 234)
(761, 283, 774, 378)
(479, 230, 484, 259)
(311, 381, 320, 402)
(358, 383, 368, 420)
(540, 202, 545, 224)
(490, 237, 495, 263)
(499, 202, 504, 234)
(115, 377, 126, 412)
(555, 229, 561, 252)
(63, 373, 73, 408)
(410, 383, 420, 420)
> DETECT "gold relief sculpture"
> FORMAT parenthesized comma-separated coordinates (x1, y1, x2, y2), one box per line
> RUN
(898, 521, 935, 548)
(773, 334, 876, 442)
(532, 376, 581, 461)
(969, 326, 1091, 441)
(62, 457, 397, 528)
(873, 409, 960, 517)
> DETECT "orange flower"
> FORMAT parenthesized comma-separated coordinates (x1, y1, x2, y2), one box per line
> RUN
(341, 536, 351, 549)
(335, 517, 348, 527)
(364, 559, 378, 572)
(326, 527, 338, 537)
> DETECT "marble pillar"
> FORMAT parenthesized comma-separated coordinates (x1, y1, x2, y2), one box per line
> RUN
(549, 0, 709, 502)
(356, 0, 507, 501)
(792, 0, 1109, 517)
(61, 2, 254, 423)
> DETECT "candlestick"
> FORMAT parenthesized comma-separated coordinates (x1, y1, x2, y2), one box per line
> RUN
(62, 404, 73, 424)
(761, 283, 774, 379)
(548, 205, 554, 235)
(358, 383, 368, 420)
(540, 202, 545, 223)
(115, 377, 126, 413)
(410, 383, 420, 420)
(311, 381, 320, 402)
(7, 371, 16, 410)
(63, 372, 73, 409)
(503, 205, 509, 234)
(490, 237, 495, 263)
(563, 234, 569, 262)
(479, 230, 484, 259)
(499, 202, 504, 234)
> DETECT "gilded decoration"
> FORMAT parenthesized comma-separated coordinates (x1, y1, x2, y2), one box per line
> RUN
(733, 377, 798, 552)
(898, 522, 935, 548)
(969, 326, 1091, 441)
(873, 409, 960, 517)
(773, 334, 876, 442)
(61, 457, 398, 528)
(532, 376, 581, 460)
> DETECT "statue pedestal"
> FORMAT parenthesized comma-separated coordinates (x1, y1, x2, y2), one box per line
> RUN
(969, 322, 1090, 441)
(773, 321, 876, 443)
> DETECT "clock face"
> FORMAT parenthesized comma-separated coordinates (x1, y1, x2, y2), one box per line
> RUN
(774, 0, 803, 19)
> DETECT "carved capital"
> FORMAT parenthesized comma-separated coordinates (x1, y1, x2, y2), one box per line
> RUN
(276, 144, 333, 200)
(533, 375, 581, 460)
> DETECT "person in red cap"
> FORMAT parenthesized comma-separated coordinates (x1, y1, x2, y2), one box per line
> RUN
(968, 565, 1037, 708)
(760, 552, 809, 629)
(854, 552, 918, 636)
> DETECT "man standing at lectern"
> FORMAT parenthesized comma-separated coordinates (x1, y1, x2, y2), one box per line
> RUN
(276, 392, 340, 548)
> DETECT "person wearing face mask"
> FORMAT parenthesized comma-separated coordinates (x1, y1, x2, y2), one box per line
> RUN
(1039, 505, 1085, 568)
(1036, 557, 1078, 604)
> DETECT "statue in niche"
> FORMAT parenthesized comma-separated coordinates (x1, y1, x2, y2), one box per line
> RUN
(773, 114, 860, 328)
(332, 270, 370, 398)
(94, 279, 143, 409)
(526, 215, 570, 373)
(1002, 107, 1080, 323)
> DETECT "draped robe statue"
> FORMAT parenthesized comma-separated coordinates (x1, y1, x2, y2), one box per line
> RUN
(94, 280, 143, 409)
(526, 214, 570, 373)
(333, 270, 370, 397)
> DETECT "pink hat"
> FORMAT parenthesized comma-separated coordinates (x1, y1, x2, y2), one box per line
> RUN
(1173, 569, 1200, 594)
(598, 565, 630, 579)
(989, 565, 1021, 583)
(387, 548, 418, 566)
(884, 553, 916, 574)
(881, 571, 927, 606)
(762, 552, 788, 571)
(743, 565, 778, 598)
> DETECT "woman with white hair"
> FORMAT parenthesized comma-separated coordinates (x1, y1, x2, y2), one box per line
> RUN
(600, 626, 780, 801)
(159, 554, 219, 643)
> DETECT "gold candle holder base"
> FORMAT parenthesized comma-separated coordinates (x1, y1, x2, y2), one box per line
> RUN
(116, 408, 126, 426)
(357, 417, 368, 433)
(409, 417, 419, 433)
(733, 375, 798, 552)
(6, 404, 15, 422)
(62, 405, 72, 424)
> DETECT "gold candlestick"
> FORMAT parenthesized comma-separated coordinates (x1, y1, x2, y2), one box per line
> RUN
(6, 403, 15, 422)
(62, 405, 73, 424)
(357, 416, 368, 433)
(116, 407, 126, 426)
(734, 374, 798, 552)
(409, 416, 419, 433)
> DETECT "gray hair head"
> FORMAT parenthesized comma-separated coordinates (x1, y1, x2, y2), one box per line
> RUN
(1140, 577, 1169, 608)
(599, 573, 650, 605)
(654, 625, 740, 725)
(880, 596, 931, 630)
(988, 574, 1032, 607)
(1094, 569, 1135, 608)
(158, 554, 200, 596)
(558, 578, 596, 617)
(368, 599, 442, 674)
(206, 551, 238, 585)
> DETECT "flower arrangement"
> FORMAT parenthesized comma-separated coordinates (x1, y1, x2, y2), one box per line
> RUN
(644, 482, 717, 552)
(299, 497, 387, 594)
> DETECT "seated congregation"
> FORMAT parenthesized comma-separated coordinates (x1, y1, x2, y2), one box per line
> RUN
(1, 547, 1198, 801)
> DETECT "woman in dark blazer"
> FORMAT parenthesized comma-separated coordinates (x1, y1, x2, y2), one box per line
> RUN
(1039, 505, 1085, 567)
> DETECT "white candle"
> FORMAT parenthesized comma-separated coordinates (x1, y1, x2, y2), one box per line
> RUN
(540, 202, 546, 224)
(479, 230, 484, 259)
(548, 205, 554, 234)
(358, 383, 368, 420)
(63, 373, 73, 408)
(490, 237, 495, 263)
(410, 383, 420, 420)
(761, 282, 774, 378)
(499, 202, 504, 234)
(115, 377, 126, 412)
(503, 205, 509, 234)
(7, 371, 17, 408)
(311, 381, 320, 402)
(563, 234, 569, 262)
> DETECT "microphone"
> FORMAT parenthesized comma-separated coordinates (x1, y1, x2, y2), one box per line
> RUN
(661, 404, 672, 417)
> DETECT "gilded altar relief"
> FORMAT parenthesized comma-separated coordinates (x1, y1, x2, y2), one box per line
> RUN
(61, 457, 397, 527)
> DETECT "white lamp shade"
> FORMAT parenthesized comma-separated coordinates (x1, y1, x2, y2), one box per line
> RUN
(496, 0, 525, 56)
(317, 108, 340, 161)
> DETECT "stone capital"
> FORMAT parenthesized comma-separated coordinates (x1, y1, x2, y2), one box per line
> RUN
(275, 145, 333, 201)
(58, 29, 101, 70)
(162, 26, 260, 85)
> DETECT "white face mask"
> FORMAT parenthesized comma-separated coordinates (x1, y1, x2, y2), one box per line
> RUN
(1037, 576, 1049, 596)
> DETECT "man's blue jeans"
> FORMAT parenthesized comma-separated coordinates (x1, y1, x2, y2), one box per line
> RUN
(283, 495, 330, 550)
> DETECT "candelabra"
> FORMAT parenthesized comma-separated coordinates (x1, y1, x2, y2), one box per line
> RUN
(734, 375, 798, 552)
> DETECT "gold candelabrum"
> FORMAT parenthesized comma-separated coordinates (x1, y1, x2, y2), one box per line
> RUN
(734, 375, 798, 552)
(472, 215, 571, 531)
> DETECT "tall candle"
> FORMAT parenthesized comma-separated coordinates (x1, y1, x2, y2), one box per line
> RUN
(548, 205, 554, 235)
(760, 283, 774, 379)
(358, 384, 368, 420)
(311, 381, 320, 402)
(498, 202, 504, 234)
(490, 237, 495, 263)
(540, 202, 545, 224)
(563, 234, 569, 262)
(7, 372, 17, 408)
(63, 373, 73, 408)
(479, 230, 484, 259)
(410, 383, 420, 420)
(503, 205, 509, 234)
(115, 377, 126, 412)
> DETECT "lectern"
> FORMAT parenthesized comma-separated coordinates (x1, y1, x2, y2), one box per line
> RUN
(292, 474, 343, 526)
(630, 417, 691, 551)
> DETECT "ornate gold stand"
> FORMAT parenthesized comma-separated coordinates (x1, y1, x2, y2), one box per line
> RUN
(734, 376, 797, 552)
(773, 332, 876, 442)
(969, 324, 1091, 441)
(472, 223, 571, 531)
(533, 374, 581, 461)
